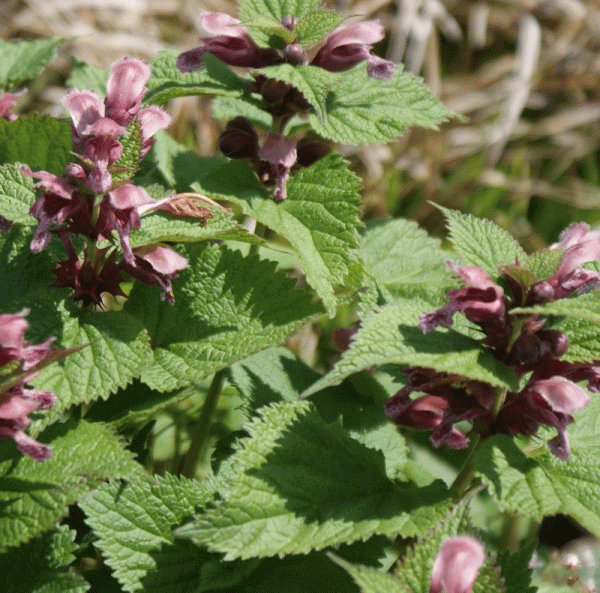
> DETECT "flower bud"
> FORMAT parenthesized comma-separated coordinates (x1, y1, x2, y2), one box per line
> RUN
(513, 333, 544, 363)
(430, 536, 485, 593)
(218, 117, 258, 159)
(261, 78, 289, 107)
(285, 43, 308, 65)
(296, 138, 331, 167)
(281, 16, 298, 30)
(531, 281, 554, 303)
(538, 329, 569, 357)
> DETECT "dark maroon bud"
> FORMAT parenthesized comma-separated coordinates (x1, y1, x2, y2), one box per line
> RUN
(538, 329, 569, 357)
(261, 78, 289, 107)
(290, 88, 310, 111)
(281, 16, 298, 30)
(285, 43, 308, 65)
(531, 281, 554, 303)
(219, 117, 258, 159)
(297, 138, 331, 167)
(513, 333, 543, 363)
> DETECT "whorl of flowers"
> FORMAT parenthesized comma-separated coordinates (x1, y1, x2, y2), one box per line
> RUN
(21, 58, 203, 307)
(385, 222, 600, 460)
(0, 310, 56, 461)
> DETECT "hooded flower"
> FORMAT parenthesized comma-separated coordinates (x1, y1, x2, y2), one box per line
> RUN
(177, 11, 280, 72)
(104, 58, 151, 126)
(0, 88, 26, 121)
(430, 536, 485, 593)
(259, 132, 297, 201)
(311, 21, 396, 80)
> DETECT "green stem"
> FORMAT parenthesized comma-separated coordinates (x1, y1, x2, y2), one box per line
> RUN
(498, 512, 521, 553)
(449, 433, 480, 496)
(492, 386, 508, 418)
(179, 369, 226, 479)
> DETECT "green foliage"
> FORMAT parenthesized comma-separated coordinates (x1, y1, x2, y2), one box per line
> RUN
(175, 400, 452, 559)
(554, 315, 600, 363)
(303, 299, 518, 398)
(1, 525, 89, 593)
(125, 243, 321, 391)
(438, 205, 528, 280)
(242, 15, 296, 47)
(309, 64, 458, 145)
(497, 543, 538, 593)
(145, 51, 248, 104)
(111, 119, 142, 182)
(512, 290, 600, 324)
(211, 95, 272, 129)
(523, 248, 564, 280)
(0, 420, 144, 551)
(240, 0, 322, 21)
(194, 152, 362, 316)
(0, 163, 37, 225)
(66, 56, 110, 96)
(0, 115, 73, 175)
(294, 10, 347, 45)
(0, 36, 65, 90)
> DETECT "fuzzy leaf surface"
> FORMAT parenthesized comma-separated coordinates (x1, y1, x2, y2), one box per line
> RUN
(0, 420, 144, 551)
(240, 0, 322, 21)
(0, 162, 37, 224)
(328, 555, 409, 593)
(439, 206, 527, 280)
(79, 474, 241, 593)
(553, 316, 600, 363)
(294, 10, 348, 45)
(523, 248, 564, 281)
(175, 400, 451, 560)
(474, 396, 600, 535)
(126, 244, 320, 391)
(2, 525, 89, 593)
(303, 299, 517, 397)
(309, 64, 458, 145)
(0, 37, 64, 89)
(145, 51, 248, 104)
(512, 291, 600, 324)
(194, 152, 362, 316)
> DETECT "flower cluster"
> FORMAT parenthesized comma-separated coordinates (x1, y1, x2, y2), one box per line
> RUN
(22, 58, 203, 306)
(0, 310, 56, 461)
(177, 11, 394, 200)
(385, 222, 600, 459)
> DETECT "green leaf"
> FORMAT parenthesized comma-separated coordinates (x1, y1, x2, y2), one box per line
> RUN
(0, 115, 73, 175)
(0, 37, 65, 90)
(242, 15, 296, 45)
(175, 400, 452, 559)
(194, 152, 362, 317)
(125, 243, 321, 391)
(111, 119, 142, 182)
(66, 56, 110, 96)
(0, 162, 37, 224)
(523, 248, 564, 281)
(79, 475, 244, 593)
(294, 10, 347, 45)
(2, 525, 89, 593)
(497, 543, 537, 593)
(328, 554, 409, 593)
(30, 307, 152, 431)
(211, 95, 272, 130)
(438, 206, 527, 279)
(240, 0, 322, 21)
(145, 51, 248, 104)
(309, 64, 459, 145)
(553, 316, 600, 363)
(474, 397, 600, 536)
(303, 299, 518, 398)
(0, 420, 145, 551)
(512, 291, 600, 324)
(359, 218, 454, 303)
(259, 63, 341, 122)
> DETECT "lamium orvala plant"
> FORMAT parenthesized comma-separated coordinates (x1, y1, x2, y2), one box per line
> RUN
(1, 1, 600, 592)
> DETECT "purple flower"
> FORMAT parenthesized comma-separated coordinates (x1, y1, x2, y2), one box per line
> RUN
(82, 135, 123, 193)
(311, 21, 396, 80)
(177, 11, 280, 72)
(137, 105, 171, 157)
(104, 58, 151, 126)
(259, 132, 297, 201)
(430, 536, 485, 593)
(0, 88, 26, 121)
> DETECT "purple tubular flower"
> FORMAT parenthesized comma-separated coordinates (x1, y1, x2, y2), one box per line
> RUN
(177, 11, 281, 72)
(259, 133, 297, 201)
(418, 262, 505, 334)
(430, 536, 485, 593)
(104, 58, 151, 126)
(138, 106, 171, 157)
(0, 88, 26, 120)
(83, 135, 124, 193)
(311, 21, 396, 80)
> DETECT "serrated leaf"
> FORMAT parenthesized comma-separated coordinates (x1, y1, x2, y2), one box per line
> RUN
(309, 64, 458, 145)
(2, 525, 89, 593)
(438, 206, 527, 279)
(194, 152, 362, 316)
(211, 95, 272, 130)
(30, 307, 152, 430)
(303, 299, 518, 398)
(259, 63, 340, 122)
(328, 554, 410, 593)
(0, 115, 73, 175)
(512, 291, 600, 324)
(111, 119, 142, 182)
(125, 243, 320, 391)
(0, 162, 37, 224)
(359, 218, 454, 303)
(240, 0, 322, 21)
(553, 316, 600, 363)
(0, 37, 65, 90)
(524, 248, 564, 281)
(474, 397, 600, 536)
(145, 51, 248, 104)
(497, 543, 537, 593)
(242, 15, 295, 45)
(294, 10, 347, 45)
(0, 420, 144, 551)
(79, 475, 240, 593)
(175, 400, 452, 559)
(66, 56, 110, 96)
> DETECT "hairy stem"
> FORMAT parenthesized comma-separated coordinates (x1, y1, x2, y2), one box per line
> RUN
(449, 433, 481, 496)
(179, 368, 226, 479)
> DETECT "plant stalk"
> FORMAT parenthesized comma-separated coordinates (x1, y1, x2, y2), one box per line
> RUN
(449, 433, 480, 496)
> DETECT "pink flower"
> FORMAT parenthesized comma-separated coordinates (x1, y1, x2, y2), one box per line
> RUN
(311, 21, 396, 80)
(137, 105, 171, 157)
(430, 536, 485, 593)
(259, 133, 297, 201)
(0, 88, 26, 120)
(82, 135, 124, 193)
(177, 11, 280, 72)
(104, 58, 151, 126)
